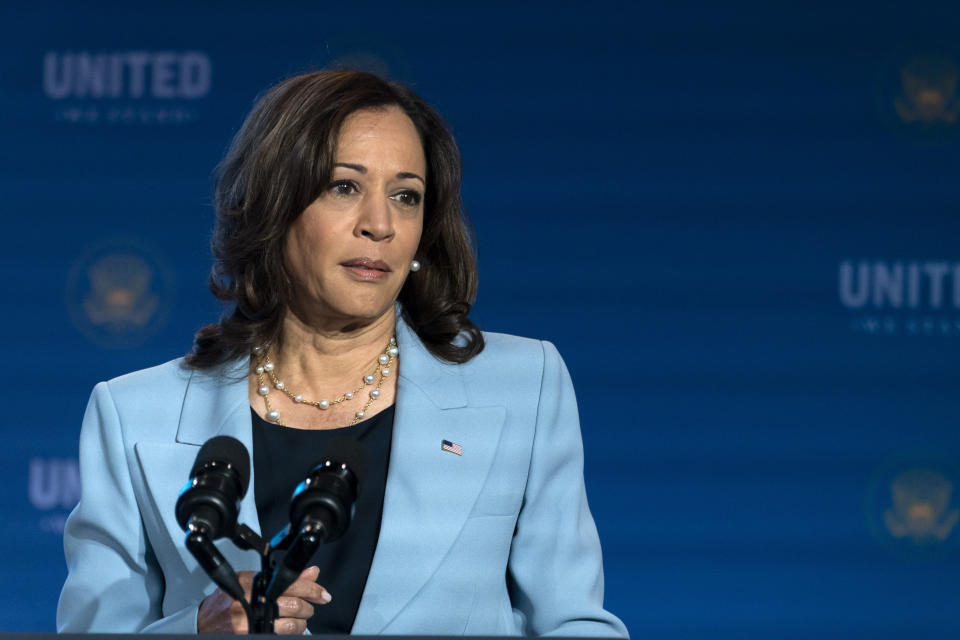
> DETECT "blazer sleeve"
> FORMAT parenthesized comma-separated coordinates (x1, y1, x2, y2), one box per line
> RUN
(57, 381, 200, 634)
(506, 341, 629, 638)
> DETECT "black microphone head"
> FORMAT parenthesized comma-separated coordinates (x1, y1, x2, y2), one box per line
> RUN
(288, 437, 368, 541)
(191, 435, 251, 497)
(311, 436, 369, 486)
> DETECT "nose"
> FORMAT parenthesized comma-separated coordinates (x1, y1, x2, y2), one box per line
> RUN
(355, 193, 395, 242)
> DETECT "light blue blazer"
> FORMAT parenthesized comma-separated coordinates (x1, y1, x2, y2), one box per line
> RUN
(57, 317, 628, 637)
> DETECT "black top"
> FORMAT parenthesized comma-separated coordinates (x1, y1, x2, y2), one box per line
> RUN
(251, 405, 395, 634)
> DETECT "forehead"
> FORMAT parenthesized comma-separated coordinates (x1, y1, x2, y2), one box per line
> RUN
(335, 107, 425, 171)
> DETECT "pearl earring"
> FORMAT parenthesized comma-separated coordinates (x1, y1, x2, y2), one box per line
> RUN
(410, 260, 421, 272)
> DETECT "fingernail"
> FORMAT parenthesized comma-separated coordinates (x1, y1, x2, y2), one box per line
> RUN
(301, 566, 319, 578)
(321, 589, 332, 604)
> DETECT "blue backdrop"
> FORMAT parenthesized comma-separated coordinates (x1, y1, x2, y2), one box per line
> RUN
(1, 1, 959, 636)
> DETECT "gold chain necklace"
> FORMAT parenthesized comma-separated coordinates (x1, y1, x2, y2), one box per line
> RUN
(253, 337, 397, 427)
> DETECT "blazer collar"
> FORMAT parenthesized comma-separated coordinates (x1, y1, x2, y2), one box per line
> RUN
(394, 312, 468, 409)
(176, 357, 250, 446)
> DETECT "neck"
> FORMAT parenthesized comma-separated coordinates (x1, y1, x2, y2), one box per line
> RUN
(268, 307, 397, 395)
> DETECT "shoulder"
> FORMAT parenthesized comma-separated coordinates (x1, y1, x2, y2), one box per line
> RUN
(81, 359, 188, 440)
(103, 357, 192, 392)
(477, 330, 544, 354)
(90, 357, 241, 440)
(453, 330, 569, 405)
(97, 357, 193, 411)
(103, 356, 244, 398)
(464, 330, 564, 377)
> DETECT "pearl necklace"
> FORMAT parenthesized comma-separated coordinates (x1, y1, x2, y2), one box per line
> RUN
(253, 337, 398, 427)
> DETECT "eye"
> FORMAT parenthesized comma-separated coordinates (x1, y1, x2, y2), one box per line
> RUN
(328, 180, 359, 197)
(391, 189, 422, 207)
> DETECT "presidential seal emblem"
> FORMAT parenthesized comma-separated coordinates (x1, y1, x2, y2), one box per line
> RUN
(866, 454, 960, 561)
(66, 239, 175, 349)
(875, 48, 960, 146)
(894, 56, 960, 126)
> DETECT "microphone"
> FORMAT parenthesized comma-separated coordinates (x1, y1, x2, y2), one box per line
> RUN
(175, 435, 251, 602)
(265, 437, 368, 602)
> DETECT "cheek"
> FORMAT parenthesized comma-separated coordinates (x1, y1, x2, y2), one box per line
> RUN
(284, 222, 336, 282)
(405, 217, 425, 254)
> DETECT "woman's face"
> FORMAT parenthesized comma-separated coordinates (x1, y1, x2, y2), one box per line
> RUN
(284, 106, 425, 326)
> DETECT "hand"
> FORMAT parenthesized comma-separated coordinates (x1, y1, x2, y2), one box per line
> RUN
(198, 565, 332, 634)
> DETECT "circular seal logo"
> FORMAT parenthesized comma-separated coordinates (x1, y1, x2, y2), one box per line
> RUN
(875, 47, 960, 146)
(866, 452, 960, 561)
(65, 238, 175, 349)
(894, 56, 960, 126)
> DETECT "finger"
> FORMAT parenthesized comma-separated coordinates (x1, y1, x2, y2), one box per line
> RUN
(283, 567, 332, 604)
(229, 599, 249, 634)
(274, 617, 308, 635)
(284, 578, 332, 605)
(237, 570, 256, 598)
(277, 596, 315, 620)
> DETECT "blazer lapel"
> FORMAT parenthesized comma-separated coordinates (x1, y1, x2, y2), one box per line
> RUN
(352, 319, 506, 634)
(134, 359, 264, 581)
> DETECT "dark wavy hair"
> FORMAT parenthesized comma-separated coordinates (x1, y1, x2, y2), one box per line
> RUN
(186, 70, 483, 369)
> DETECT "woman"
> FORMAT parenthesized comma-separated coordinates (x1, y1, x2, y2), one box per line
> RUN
(57, 70, 628, 637)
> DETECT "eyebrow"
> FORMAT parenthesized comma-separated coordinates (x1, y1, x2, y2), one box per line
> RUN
(334, 163, 425, 186)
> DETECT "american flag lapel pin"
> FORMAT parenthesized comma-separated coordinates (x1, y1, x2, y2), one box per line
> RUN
(441, 439, 463, 456)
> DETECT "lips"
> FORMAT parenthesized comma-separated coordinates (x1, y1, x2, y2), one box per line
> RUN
(340, 257, 392, 282)
(340, 257, 391, 272)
